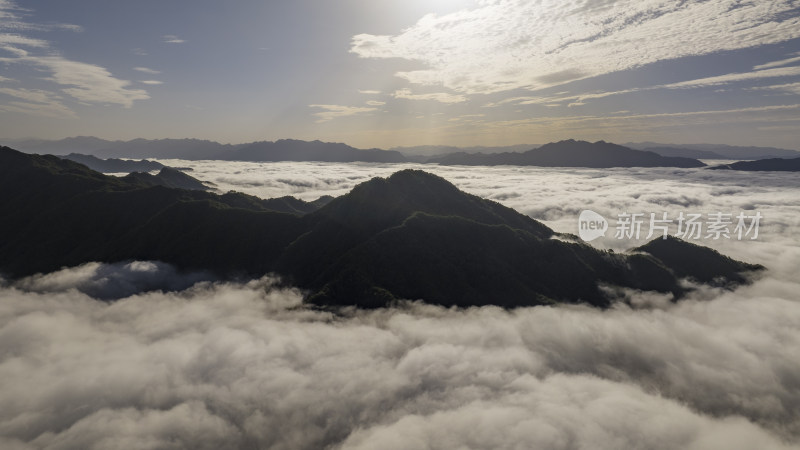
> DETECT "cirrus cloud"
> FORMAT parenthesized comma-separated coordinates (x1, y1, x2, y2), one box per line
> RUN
(351, 0, 800, 96)
(310, 104, 378, 122)
(0, 1, 150, 112)
(393, 88, 467, 104)
(163, 34, 186, 44)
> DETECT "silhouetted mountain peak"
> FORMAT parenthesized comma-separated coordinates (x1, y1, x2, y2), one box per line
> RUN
(156, 167, 210, 190)
(382, 169, 463, 196)
(634, 236, 763, 285)
(341, 170, 465, 213)
(0, 145, 113, 188)
(429, 139, 705, 168)
(121, 167, 210, 191)
(540, 139, 632, 152)
(708, 157, 800, 172)
(227, 139, 407, 163)
(315, 169, 552, 237)
(61, 153, 165, 173)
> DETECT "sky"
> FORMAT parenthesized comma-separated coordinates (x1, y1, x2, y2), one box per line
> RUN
(0, 0, 799, 149)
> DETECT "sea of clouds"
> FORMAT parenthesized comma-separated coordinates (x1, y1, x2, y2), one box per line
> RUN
(1, 161, 798, 449)
(166, 159, 800, 259)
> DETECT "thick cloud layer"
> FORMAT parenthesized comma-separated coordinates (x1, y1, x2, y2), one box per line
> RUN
(1, 265, 799, 449)
(160, 159, 800, 262)
(2, 162, 799, 448)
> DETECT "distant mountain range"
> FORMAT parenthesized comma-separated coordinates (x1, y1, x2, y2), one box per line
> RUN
(633, 147, 728, 160)
(8, 136, 124, 154)
(122, 167, 213, 191)
(708, 157, 800, 172)
(7, 136, 406, 163)
(0, 145, 762, 308)
(428, 140, 705, 168)
(62, 153, 165, 173)
(59, 153, 213, 189)
(8, 137, 233, 159)
(226, 139, 406, 163)
(9, 136, 800, 169)
(626, 142, 800, 160)
(391, 144, 539, 159)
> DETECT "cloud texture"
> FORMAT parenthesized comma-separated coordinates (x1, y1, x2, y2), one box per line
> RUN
(350, 0, 800, 96)
(159, 159, 800, 262)
(1, 266, 799, 449)
(2, 162, 800, 448)
(0, 0, 149, 115)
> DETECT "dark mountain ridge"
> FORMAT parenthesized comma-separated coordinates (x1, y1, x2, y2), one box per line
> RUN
(638, 146, 728, 160)
(8, 137, 407, 163)
(8, 137, 711, 168)
(627, 142, 800, 160)
(62, 153, 165, 173)
(393, 144, 539, 158)
(96, 138, 234, 160)
(123, 167, 212, 191)
(9, 136, 123, 155)
(0, 146, 761, 308)
(428, 140, 705, 168)
(227, 139, 407, 163)
(708, 157, 800, 172)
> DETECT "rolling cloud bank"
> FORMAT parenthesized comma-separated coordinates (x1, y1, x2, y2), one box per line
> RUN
(1, 266, 798, 449)
(1, 162, 799, 449)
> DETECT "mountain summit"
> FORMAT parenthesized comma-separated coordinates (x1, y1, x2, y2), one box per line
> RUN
(429, 139, 705, 168)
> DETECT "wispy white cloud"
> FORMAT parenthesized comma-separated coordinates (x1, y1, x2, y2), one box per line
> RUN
(0, 100, 76, 118)
(393, 88, 466, 104)
(477, 104, 800, 141)
(0, 1, 151, 110)
(750, 82, 800, 95)
(0, 86, 60, 103)
(0, 45, 27, 56)
(496, 104, 800, 126)
(753, 54, 800, 70)
(0, 55, 151, 107)
(0, 86, 75, 118)
(351, 0, 800, 97)
(139, 80, 163, 85)
(32, 56, 149, 107)
(485, 66, 800, 108)
(309, 104, 378, 122)
(482, 96, 547, 108)
(133, 67, 161, 75)
(0, 33, 47, 48)
(359, 90, 381, 95)
(0, 1, 81, 34)
(665, 66, 800, 89)
(163, 34, 186, 44)
(447, 113, 486, 122)
(365, 100, 385, 106)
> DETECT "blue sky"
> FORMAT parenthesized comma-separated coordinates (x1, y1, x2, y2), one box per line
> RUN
(1, 0, 799, 149)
